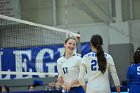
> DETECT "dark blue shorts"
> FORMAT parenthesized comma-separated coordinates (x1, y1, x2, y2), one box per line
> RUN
(129, 84, 140, 93)
(64, 86, 85, 93)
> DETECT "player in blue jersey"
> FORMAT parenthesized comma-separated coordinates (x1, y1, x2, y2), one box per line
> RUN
(78, 34, 120, 93)
(127, 47, 140, 93)
(57, 37, 85, 93)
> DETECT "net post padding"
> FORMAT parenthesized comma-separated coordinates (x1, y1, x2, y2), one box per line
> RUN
(76, 32, 81, 54)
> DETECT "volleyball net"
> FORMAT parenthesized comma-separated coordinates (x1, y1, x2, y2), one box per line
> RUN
(0, 14, 80, 79)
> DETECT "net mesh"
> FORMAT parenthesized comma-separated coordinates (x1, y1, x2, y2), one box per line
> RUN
(0, 14, 80, 79)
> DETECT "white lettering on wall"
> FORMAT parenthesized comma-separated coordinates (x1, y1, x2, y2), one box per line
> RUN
(13, 50, 31, 78)
(36, 48, 54, 76)
(46, 62, 57, 76)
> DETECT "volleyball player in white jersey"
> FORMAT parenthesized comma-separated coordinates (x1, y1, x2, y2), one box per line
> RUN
(79, 34, 120, 93)
(57, 37, 85, 93)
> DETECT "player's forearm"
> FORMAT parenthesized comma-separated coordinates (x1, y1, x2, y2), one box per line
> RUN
(115, 86, 120, 93)
(82, 84, 87, 91)
(70, 80, 79, 86)
(79, 64, 86, 85)
(57, 76, 64, 85)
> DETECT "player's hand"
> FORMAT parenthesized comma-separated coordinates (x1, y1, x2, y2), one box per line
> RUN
(63, 83, 72, 92)
(82, 84, 87, 91)
(57, 76, 64, 84)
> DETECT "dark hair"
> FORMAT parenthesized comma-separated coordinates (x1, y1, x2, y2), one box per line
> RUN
(0, 86, 2, 92)
(133, 47, 140, 64)
(90, 34, 107, 74)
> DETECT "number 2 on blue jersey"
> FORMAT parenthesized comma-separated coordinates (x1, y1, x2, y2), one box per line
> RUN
(91, 60, 97, 71)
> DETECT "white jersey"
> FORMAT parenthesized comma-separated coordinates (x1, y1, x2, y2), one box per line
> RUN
(57, 54, 81, 87)
(79, 52, 120, 93)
